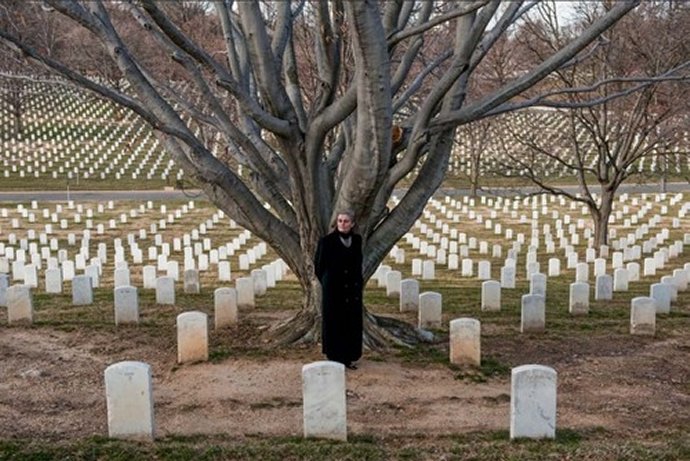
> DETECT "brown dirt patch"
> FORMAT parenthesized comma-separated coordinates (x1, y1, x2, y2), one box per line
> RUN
(1, 313, 689, 442)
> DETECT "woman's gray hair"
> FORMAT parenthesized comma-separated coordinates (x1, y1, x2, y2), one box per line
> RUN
(332, 209, 356, 229)
(336, 209, 355, 221)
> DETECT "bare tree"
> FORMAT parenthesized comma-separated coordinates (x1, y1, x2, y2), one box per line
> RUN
(0, 1, 66, 137)
(0, 0, 644, 345)
(499, 1, 690, 249)
(453, 120, 494, 198)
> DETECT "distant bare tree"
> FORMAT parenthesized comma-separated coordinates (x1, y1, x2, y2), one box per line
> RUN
(0, 0, 63, 137)
(501, 0, 690, 248)
(453, 120, 493, 197)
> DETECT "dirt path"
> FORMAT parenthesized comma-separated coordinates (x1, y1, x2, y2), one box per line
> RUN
(1, 325, 689, 442)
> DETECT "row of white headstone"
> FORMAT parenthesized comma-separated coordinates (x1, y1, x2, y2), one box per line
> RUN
(104, 358, 558, 442)
(0, 264, 288, 325)
(403, 191, 686, 242)
(0, 203, 271, 288)
(391, 195, 688, 282)
(371, 266, 680, 339)
(451, 110, 690, 178)
(1, 82, 185, 182)
(2, 192, 686, 294)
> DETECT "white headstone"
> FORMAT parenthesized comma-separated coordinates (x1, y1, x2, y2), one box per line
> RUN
(385, 270, 402, 297)
(11, 260, 25, 282)
(113, 286, 138, 325)
(302, 361, 347, 441)
(45, 268, 62, 294)
(530, 273, 546, 297)
(7, 284, 33, 324)
(649, 283, 671, 314)
(183, 269, 201, 294)
(155, 276, 175, 305)
(218, 261, 231, 282)
(250, 269, 268, 296)
(239, 254, 250, 270)
(418, 292, 442, 329)
(411, 258, 422, 276)
(376, 265, 391, 288)
(547, 258, 560, 277)
(481, 280, 501, 312)
(236, 277, 255, 309)
(85, 264, 100, 288)
(72, 275, 93, 305)
(399, 279, 419, 312)
(521, 294, 545, 333)
(448, 254, 459, 270)
(165, 261, 179, 281)
(449, 318, 481, 366)
(660, 276, 678, 302)
(500, 266, 516, 289)
(594, 274, 613, 301)
(0, 274, 8, 307)
(143, 266, 157, 289)
(569, 282, 589, 315)
(510, 365, 557, 439)
(261, 264, 276, 288)
(422, 260, 435, 280)
(177, 311, 209, 363)
(461, 258, 473, 277)
(613, 268, 629, 292)
(477, 260, 491, 280)
(593, 258, 606, 277)
(630, 297, 656, 335)
(23, 264, 38, 288)
(104, 361, 155, 440)
(612, 252, 624, 269)
(214, 287, 238, 328)
(626, 262, 640, 282)
(62, 260, 75, 282)
(672, 269, 688, 291)
(114, 268, 131, 288)
(575, 262, 589, 283)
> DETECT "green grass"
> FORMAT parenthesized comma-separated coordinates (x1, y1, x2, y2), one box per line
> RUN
(2, 197, 690, 459)
(0, 175, 173, 191)
(1, 429, 688, 460)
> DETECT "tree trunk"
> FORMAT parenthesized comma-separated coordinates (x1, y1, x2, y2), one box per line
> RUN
(660, 153, 668, 193)
(268, 274, 322, 345)
(267, 273, 435, 349)
(592, 188, 615, 249)
(470, 172, 479, 198)
(470, 154, 480, 198)
(12, 107, 22, 139)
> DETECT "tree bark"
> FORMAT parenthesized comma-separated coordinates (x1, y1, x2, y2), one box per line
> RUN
(470, 158, 480, 198)
(592, 188, 615, 249)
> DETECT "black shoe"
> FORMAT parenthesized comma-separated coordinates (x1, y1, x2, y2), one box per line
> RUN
(345, 363, 357, 370)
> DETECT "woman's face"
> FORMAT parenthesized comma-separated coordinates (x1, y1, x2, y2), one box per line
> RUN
(336, 214, 354, 233)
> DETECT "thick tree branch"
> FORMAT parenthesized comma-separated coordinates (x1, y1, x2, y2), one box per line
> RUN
(139, 0, 291, 136)
(431, 1, 641, 131)
(387, 1, 488, 47)
(236, 1, 294, 120)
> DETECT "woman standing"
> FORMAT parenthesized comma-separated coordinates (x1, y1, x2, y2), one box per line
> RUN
(314, 210, 363, 370)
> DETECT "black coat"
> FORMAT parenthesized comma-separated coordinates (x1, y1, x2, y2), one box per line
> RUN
(314, 231, 363, 364)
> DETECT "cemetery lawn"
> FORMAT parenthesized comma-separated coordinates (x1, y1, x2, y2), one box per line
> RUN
(1, 194, 690, 459)
(1, 291, 689, 461)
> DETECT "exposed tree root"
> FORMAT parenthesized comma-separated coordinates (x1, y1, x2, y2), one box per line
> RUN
(268, 309, 321, 346)
(267, 307, 436, 350)
(363, 311, 436, 350)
